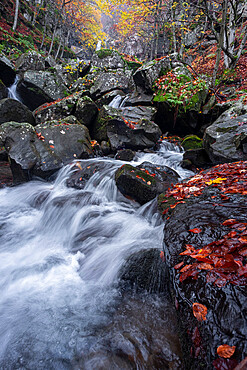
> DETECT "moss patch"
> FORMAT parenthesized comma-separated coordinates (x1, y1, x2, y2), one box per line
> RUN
(96, 49, 115, 59)
(181, 135, 203, 150)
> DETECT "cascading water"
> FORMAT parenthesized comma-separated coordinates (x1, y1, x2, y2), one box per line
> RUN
(0, 142, 192, 368)
(109, 95, 124, 108)
(7, 75, 21, 102)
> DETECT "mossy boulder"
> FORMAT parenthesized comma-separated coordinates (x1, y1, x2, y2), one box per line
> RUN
(91, 49, 126, 70)
(181, 135, 203, 150)
(34, 92, 97, 126)
(115, 162, 179, 205)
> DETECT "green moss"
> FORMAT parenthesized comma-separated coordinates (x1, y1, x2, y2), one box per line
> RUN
(181, 135, 203, 150)
(96, 49, 114, 59)
(216, 126, 238, 133)
(126, 60, 142, 72)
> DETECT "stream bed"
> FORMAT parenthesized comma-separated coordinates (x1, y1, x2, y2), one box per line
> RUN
(0, 142, 192, 369)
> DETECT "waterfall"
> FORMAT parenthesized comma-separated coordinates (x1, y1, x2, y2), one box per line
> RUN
(7, 75, 21, 102)
(96, 40, 102, 51)
(0, 143, 191, 368)
(109, 94, 123, 108)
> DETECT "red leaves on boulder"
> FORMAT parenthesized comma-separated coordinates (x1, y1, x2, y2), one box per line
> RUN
(192, 303, 207, 321)
(217, 344, 236, 358)
(189, 228, 202, 233)
(160, 251, 165, 262)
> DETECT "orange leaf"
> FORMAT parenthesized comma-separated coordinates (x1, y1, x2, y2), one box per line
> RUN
(192, 303, 207, 321)
(160, 251, 165, 262)
(217, 344, 236, 358)
(189, 228, 202, 233)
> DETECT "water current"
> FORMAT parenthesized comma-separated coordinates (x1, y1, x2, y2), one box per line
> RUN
(0, 142, 192, 369)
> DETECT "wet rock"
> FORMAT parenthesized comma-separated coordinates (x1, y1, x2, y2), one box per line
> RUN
(0, 79, 8, 100)
(159, 162, 247, 368)
(34, 93, 97, 127)
(115, 162, 179, 205)
(22, 70, 69, 100)
(204, 111, 247, 164)
(78, 293, 183, 369)
(119, 249, 169, 293)
(101, 140, 111, 155)
(0, 121, 93, 183)
(15, 51, 46, 71)
(0, 161, 12, 188)
(0, 98, 34, 125)
(94, 105, 160, 151)
(66, 161, 113, 189)
(182, 148, 211, 168)
(115, 149, 136, 161)
(0, 54, 16, 86)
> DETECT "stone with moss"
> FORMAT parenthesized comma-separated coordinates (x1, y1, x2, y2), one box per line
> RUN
(115, 161, 179, 205)
(181, 135, 203, 150)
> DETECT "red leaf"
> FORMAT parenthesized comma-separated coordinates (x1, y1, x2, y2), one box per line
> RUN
(217, 344, 236, 358)
(189, 228, 202, 233)
(174, 261, 184, 269)
(192, 302, 207, 321)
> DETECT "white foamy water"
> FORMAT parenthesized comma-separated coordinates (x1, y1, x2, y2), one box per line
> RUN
(0, 142, 192, 368)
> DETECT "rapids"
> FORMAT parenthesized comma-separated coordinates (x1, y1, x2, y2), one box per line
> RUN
(0, 142, 192, 368)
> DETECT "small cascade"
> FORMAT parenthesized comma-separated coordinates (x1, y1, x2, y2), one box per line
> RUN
(7, 75, 21, 102)
(109, 94, 124, 108)
(96, 40, 102, 51)
(119, 94, 129, 107)
(0, 140, 191, 368)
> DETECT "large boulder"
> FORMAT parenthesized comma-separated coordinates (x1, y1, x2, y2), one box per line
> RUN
(204, 109, 247, 164)
(34, 93, 98, 129)
(16, 79, 53, 111)
(0, 121, 93, 183)
(21, 70, 69, 101)
(0, 98, 34, 125)
(115, 162, 179, 204)
(66, 160, 115, 190)
(133, 55, 184, 94)
(119, 249, 169, 293)
(15, 51, 46, 71)
(91, 49, 126, 70)
(158, 161, 247, 369)
(94, 105, 160, 151)
(0, 54, 16, 86)
(90, 69, 134, 99)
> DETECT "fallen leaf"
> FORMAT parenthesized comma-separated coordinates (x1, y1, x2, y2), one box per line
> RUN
(147, 181, 151, 185)
(189, 228, 202, 233)
(217, 344, 236, 358)
(192, 302, 207, 321)
(160, 251, 165, 262)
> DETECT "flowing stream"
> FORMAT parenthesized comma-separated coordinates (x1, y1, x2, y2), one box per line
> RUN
(0, 142, 192, 369)
(7, 75, 21, 102)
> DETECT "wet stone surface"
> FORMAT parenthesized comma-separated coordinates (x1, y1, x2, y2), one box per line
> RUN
(160, 162, 247, 369)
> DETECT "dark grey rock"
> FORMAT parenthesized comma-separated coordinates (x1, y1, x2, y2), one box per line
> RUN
(0, 121, 93, 183)
(15, 51, 46, 71)
(0, 98, 34, 125)
(203, 113, 247, 163)
(115, 162, 179, 205)
(94, 105, 161, 151)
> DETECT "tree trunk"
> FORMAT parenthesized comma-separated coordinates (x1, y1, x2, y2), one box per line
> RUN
(12, 0, 19, 31)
